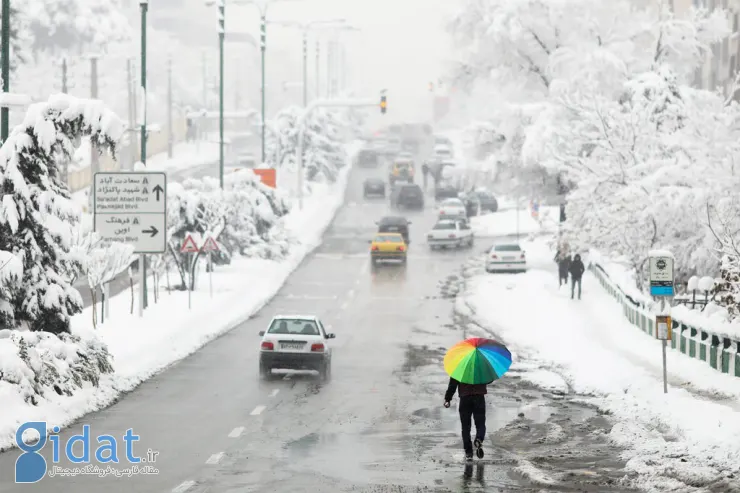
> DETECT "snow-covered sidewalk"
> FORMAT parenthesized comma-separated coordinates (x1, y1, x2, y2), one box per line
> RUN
(470, 204, 559, 238)
(459, 238, 740, 491)
(0, 146, 355, 452)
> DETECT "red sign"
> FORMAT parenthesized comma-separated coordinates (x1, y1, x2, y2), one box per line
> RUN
(201, 237, 220, 252)
(180, 234, 199, 253)
(253, 168, 276, 188)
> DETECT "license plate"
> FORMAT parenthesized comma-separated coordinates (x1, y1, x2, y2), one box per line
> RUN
(281, 343, 304, 350)
(503, 256, 515, 261)
(386, 227, 399, 231)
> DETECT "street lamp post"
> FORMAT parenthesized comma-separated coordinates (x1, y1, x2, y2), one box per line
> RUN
(218, 0, 225, 188)
(1, 0, 10, 143)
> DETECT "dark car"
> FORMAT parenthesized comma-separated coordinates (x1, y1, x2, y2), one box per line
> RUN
(391, 184, 424, 210)
(475, 191, 498, 212)
(461, 190, 498, 215)
(357, 149, 379, 168)
(363, 178, 386, 198)
(376, 216, 411, 244)
(435, 184, 459, 201)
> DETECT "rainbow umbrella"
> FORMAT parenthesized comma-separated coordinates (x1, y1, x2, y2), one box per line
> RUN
(444, 337, 512, 385)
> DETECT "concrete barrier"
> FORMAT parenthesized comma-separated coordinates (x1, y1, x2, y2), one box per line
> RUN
(590, 263, 740, 378)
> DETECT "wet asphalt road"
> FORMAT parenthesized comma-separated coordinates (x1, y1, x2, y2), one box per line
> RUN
(1, 163, 637, 492)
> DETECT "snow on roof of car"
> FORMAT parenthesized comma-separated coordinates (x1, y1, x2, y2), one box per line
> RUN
(271, 315, 319, 321)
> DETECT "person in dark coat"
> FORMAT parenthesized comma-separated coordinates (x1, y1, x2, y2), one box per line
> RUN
(569, 253, 585, 299)
(444, 377, 487, 461)
(556, 252, 571, 287)
(421, 162, 430, 190)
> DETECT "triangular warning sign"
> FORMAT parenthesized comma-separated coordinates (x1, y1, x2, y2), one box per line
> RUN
(142, 177, 149, 184)
(201, 237, 220, 252)
(180, 234, 199, 253)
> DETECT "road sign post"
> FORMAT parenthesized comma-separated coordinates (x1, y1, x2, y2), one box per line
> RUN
(93, 172, 167, 318)
(181, 234, 199, 309)
(648, 249, 675, 394)
(201, 236, 220, 298)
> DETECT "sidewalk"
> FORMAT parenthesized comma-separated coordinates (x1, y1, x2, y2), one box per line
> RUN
(460, 235, 740, 491)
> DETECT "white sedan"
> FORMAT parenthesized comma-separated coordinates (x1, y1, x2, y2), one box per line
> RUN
(485, 243, 527, 273)
(259, 315, 335, 381)
(438, 198, 466, 219)
(427, 219, 474, 249)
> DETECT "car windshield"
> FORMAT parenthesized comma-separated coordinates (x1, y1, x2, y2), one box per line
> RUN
(401, 187, 422, 196)
(375, 234, 402, 242)
(268, 319, 320, 335)
(442, 199, 462, 206)
(434, 222, 456, 230)
(494, 245, 522, 252)
(359, 152, 377, 163)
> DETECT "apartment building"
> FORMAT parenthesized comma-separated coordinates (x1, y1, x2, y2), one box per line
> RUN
(680, 0, 740, 96)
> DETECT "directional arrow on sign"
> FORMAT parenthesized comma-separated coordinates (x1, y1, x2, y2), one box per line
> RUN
(142, 226, 159, 237)
(153, 184, 164, 201)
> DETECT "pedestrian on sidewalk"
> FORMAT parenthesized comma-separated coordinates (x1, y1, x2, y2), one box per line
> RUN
(569, 253, 585, 300)
(555, 250, 571, 287)
(421, 162, 430, 190)
(444, 377, 486, 461)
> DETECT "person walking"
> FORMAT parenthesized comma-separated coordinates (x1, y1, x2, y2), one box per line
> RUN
(421, 162, 430, 191)
(556, 251, 571, 287)
(569, 253, 585, 299)
(444, 377, 487, 461)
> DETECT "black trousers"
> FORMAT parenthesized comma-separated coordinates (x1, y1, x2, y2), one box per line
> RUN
(559, 272, 568, 286)
(459, 395, 486, 454)
(571, 277, 582, 299)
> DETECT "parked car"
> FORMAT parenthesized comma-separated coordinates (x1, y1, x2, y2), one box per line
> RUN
(376, 216, 411, 244)
(460, 190, 498, 215)
(486, 244, 527, 273)
(437, 198, 467, 219)
(363, 177, 386, 198)
(259, 315, 335, 381)
(427, 219, 473, 249)
(391, 183, 424, 210)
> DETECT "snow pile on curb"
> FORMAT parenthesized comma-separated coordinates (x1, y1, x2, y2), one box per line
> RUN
(459, 238, 740, 491)
(471, 204, 559, 238)
(0, 141, 360, 452)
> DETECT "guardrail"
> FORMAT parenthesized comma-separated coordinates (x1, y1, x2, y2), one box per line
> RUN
(589, 263, 740, 378)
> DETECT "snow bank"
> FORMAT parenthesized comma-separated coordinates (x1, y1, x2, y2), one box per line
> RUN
(461, 238, 740, 491)
(0, 141, 360, 451)
(470, 204, 559, 238)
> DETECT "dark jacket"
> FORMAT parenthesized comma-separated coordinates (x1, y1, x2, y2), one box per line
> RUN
(557, 254, 571, 275)
(445, 377, 487, 402)
(569, 255, 585, 280)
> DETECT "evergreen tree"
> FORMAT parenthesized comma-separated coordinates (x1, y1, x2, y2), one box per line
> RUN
(0, 94, 122, 334)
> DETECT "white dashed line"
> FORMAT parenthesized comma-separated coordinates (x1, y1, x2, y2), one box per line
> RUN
(347, 289, 356, 299)
(205, 452, 224, 464)
(228, 427, 244, 438)
(172, 480, 196, 493)
(250, 405, 266, 416)
(269, 389, 279, 398)
(340, 301, 349, 311)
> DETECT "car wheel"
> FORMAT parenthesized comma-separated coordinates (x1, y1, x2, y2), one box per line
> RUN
(319, 360, 331, 382)
(259, 360, 271, 379)
(485, 268, 493, 273)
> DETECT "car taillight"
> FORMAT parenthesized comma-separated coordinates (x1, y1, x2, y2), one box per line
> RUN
(371, 245, 378, 251)
(440, 210, 445, 215)
(261, 341, 274, 350)
(449, 234, 456, 238)
(491, 254, 498, 259)
(398, 245, 406, 251)
(521, 253, 525, 259)
(311, 343, 325, 352)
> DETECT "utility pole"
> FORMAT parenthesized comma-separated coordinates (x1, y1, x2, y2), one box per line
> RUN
(260, 13, 266, 163)
(90, 56, 99, 182)
(1, 0, 10, 144)
(139, 0, 148, 314)
(130, 59, 140, 167)
(302, 31, 308, 107)
(218, 0, 225, 188)
(202, 50, 208, 111)
(126, 58, 136, 170)
(167, 55, 173, 158)
(326, 40, 332, 98)
(315, 39, 320, 100)
(62, 59, 68, 93)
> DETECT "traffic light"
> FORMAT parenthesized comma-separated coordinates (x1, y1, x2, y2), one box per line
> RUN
(380, 94, 387, 114)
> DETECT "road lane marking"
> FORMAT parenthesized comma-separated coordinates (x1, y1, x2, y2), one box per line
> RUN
(172, 481, 196, 493)
(340, 301, 349, 311)
(250, 405, 266, 415)
(283, 294, 338, 300)
(347, 289, 356, 299)
(228, 427, 244, 438)
(205, 452, 224, 464)
(269, 389, 279, 398)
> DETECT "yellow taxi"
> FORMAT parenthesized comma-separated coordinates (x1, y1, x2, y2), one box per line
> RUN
(369, 233, 407, 265)
(388, 158, 415, 185)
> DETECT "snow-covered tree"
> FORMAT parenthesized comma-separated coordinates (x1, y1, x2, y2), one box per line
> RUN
(0, 94, 122, 334)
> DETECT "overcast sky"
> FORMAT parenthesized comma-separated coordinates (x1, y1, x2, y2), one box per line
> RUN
(227, 0, 458, 125)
